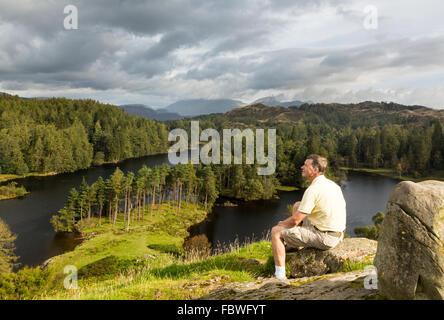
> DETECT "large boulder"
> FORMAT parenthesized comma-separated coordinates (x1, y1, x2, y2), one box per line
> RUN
(374, 180, 444, 300)
(286, 237, 377, 278)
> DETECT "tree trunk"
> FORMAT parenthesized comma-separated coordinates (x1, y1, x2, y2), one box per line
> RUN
(136, 191, 140, 222)
(142, 191, 146, 220)
(178, 183, 182, 213)
(151, 186, 156, 217)
(108, 201, 112, 224)
(113, 198, 118, 227)
(99, 203, 103, 225)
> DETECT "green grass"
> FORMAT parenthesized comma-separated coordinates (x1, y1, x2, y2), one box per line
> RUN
(41, 238, 274, 300)
(0, 172, 59, 184)
(34, 202, 276, 300)
(5, 199, 376, 300)
(337, 259, 374, 273)
(341, 167, 444, 182)
(275, 185, 299, 192)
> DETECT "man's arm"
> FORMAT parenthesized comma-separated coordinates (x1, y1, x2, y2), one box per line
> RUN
(278, 201, 307, 228)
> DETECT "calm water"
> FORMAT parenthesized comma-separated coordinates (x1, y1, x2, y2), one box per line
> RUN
(0, 154, 400, 269)
(0, 153, 172, 269)
(190, 171, 400, 248)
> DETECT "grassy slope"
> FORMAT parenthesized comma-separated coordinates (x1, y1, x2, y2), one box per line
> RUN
(38, 202, 274, 300)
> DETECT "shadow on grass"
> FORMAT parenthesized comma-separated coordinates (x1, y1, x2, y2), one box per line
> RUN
(147, 244, 183, 258)
(149, 254, 273, 280)
(78, 255, 147, 280)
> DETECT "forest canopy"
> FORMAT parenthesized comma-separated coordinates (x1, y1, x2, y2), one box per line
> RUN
(0, 94, 168, 175)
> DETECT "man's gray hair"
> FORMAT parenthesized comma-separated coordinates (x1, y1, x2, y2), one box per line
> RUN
(307, 154, 328, 174)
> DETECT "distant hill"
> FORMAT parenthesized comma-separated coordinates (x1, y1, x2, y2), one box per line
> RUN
(250, 96, 311, 107)
(165, 99, 245, 117)
(119, 104, 183, 121)
(196, 101, 444, 128)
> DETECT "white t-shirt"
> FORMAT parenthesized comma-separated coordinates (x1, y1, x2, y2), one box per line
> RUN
(298, 175, 346, 232)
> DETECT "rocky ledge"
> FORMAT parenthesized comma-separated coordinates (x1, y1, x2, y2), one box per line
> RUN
(200, 237, 378, 300)
(200, 269, 379, 300)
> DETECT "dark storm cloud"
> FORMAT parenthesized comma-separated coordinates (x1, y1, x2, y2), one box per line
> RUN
(1, 0, 293, 89)
(1, 0, 444, 108)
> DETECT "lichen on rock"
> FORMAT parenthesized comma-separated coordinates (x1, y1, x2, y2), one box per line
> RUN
(374, 180, 444, 300)
(199, 269, 379, 300)
(286, 237, 377, 278)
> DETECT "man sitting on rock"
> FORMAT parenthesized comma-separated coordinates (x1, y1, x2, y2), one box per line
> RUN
(271, 154, 346, 280)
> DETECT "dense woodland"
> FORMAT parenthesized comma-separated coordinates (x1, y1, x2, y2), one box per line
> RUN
(1, 94, 444, 203)
(0, 94, 168, 175)
(168, 103, 444, 186)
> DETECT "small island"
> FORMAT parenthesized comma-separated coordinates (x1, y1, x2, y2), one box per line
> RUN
(0, 182, 29, 200)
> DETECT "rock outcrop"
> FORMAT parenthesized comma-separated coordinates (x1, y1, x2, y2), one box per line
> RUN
(199, 237, 379, 300)
(287, 237, 377, 278)
(374, 180, 444, 300)
(200, 269, 379, 300)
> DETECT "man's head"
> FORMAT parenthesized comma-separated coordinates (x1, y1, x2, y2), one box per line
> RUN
(301, 154, 327, 181)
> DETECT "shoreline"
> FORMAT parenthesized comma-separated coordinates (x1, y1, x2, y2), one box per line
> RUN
(340, 167, 444, 182)
(37, 201, 210, 271)
(0, 182, 30, 201)
(0, 151, 170, 184)
(0, 191, 30, 201)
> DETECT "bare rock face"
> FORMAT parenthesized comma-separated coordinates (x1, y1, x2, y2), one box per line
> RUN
(287, 238, 377, 278)
(200, 269, 379, 300)
(374, 180, 444, 300)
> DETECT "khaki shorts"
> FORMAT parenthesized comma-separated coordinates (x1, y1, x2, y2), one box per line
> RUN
(281, 218, 344, 250)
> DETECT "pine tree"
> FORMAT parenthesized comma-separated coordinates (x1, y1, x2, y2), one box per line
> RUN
(109, 168, 125, 227)
(95, 177, 106, 225)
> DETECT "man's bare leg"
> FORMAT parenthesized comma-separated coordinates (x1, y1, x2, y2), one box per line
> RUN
(271, 201, 302, 279)
(271, 225, 286, 267)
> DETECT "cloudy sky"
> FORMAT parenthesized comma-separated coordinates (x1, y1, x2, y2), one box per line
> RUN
(1, 0, 444, 109)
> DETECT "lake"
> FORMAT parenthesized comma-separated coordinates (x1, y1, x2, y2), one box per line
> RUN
(189, 171, 400, 249)
(0, 154, 400, 269)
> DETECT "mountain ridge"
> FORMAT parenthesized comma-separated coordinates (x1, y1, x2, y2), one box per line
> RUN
(193, 101, 444, 128)
(119, 104, 183, 121)
(164, 99, 245, 117)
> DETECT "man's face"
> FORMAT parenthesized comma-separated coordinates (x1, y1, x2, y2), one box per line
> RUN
(301, 159, 317, 179)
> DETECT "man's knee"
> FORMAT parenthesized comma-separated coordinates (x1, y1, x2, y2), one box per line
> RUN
(271, 225, 282, 239)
